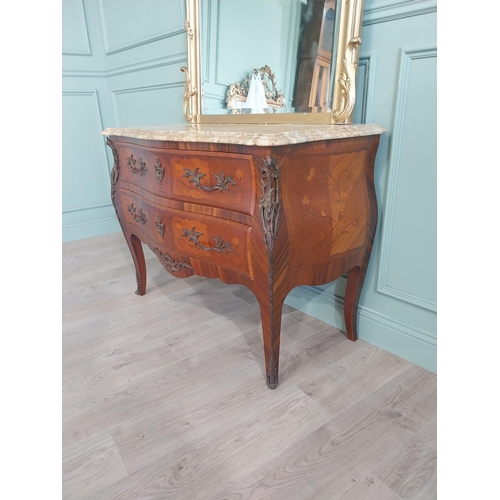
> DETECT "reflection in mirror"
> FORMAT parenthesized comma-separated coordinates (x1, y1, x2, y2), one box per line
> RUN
(294, 0, 337, 109)
(226, 66, 286, 114)
(201, 0, 340, 115)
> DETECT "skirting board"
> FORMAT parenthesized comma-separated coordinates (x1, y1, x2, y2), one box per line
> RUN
(62, 217, 121, 243)
(285, 285, 437, 373)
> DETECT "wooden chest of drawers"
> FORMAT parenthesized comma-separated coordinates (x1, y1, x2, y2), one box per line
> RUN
(104, 124, 384, 389)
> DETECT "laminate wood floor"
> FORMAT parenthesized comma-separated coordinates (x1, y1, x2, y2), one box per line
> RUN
(62, 232, 437, 499)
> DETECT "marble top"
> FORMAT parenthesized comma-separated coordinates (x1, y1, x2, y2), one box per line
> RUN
(102, 123, 385, 146)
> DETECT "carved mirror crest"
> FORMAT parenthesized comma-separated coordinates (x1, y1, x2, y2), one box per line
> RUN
(181, 0, 366, 125)
(226, 66, 287, 113)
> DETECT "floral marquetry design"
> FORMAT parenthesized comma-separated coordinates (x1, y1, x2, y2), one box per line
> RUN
(281, 149, 370, 270)
(302, 166, 361, 248)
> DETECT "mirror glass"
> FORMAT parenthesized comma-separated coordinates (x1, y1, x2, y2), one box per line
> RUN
(200, 0, 341, 115)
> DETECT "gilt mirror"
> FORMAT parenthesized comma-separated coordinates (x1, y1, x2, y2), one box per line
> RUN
(181, 0, 366, 125)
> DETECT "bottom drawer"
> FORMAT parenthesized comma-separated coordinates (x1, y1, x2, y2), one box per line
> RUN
(120, 192, 253, 278)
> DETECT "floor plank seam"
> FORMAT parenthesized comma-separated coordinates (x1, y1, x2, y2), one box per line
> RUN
(161, 337, 184, 362)
(108, 432, 133, 479)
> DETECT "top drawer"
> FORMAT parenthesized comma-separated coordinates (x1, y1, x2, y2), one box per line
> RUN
(116, 143, 256, 216)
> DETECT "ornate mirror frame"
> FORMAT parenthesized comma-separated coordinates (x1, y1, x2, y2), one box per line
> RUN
(181, 0, 366, 125)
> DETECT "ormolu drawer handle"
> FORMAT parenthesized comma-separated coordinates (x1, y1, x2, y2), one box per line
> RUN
(127, 204, 147, 224)
(183, 168, 236, 192)
(127, 155, 147, 176)
(181, 227, 233, 254)
(153, 248, 193, 273)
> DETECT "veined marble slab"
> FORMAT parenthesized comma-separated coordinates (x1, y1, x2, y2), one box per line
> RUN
(102, 123, 385, 146)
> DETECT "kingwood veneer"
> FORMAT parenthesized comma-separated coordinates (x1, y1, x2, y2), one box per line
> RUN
(103, 124, 384, 389)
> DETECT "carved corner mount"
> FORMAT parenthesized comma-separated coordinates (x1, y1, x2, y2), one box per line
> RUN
(259, 155, 282, 253)
(106, 138, 119, 201)
(259, 155, 282, 391)
(332, 36, 362, 124)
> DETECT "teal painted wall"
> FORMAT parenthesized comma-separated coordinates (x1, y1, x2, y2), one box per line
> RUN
(62, 0, 186, 242)
(62, 0, 437, 372)
(286, 0, 437, 372)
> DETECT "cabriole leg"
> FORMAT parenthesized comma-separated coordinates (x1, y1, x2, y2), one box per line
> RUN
(125, 233, 146, 296)
(344, 265, 366, 341)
